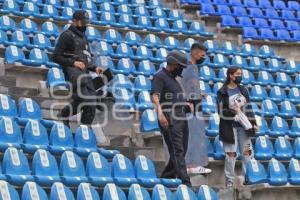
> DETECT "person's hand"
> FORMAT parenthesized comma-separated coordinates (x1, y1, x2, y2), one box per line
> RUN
(74, 61, 85, 70)
(95, 67, 103, 75)
(233, 106, 240, 113)
(188, 102, 194, 114)
(253, 125, 260, 132)
(158, 113, 169, 130)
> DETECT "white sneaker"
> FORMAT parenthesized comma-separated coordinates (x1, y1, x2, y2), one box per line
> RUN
(187, 166, 212, 174)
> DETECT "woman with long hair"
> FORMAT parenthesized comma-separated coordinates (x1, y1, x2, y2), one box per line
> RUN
(217, 66, 258, 188)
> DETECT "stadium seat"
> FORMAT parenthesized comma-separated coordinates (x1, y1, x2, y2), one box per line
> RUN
(249, 8, 264, 18)
(47, 68, 67, 88)
(220, 41, 238, 55)
(144, 34, 162, 49)
(134, 46, 154, 61)
(114, 88, 136, 110)
(258, 0, 272, 8)
(290, 30, 300, 41)
(199, 80, 212, 95)
(134, 155, 161, 187)
(74, 125, 98, 157)
(117, 4, 132, 15)
(125, 31, 142, 46)
(0, 94, 17, 117)
(231, 55, 247, 68)
(112, 154, 138, 187)
(288, 1, 300, 10)
(102, 183, 127, 200)
(250, 103, 261, 115)
(245, 159, 268, 184)
(232, 6, 247, 17)
(283, 60, 300, 74)
(205, 113, 219, 137)
(270, 19, 285, 30)
(41, 21, 60, 38)
(134, 60, 156, 77)
(259, 28, 276, 40)
(136, 91, 154, 111)
(294, 138, 300, 159)
(288, 87, 300, 104)
(256, 71, 274, 86)
(243, 27, 259, 40)
(239, 43, 257, 57)
(154, 48, 168, 63)
(255, 115, 269, 136)
(128, 184, 151, 200)
(22, 48, 59, 68)
(134, 75, 151, 92)
(104, 29, 122, 44)
(276, 30, 292, 41)
(267, 58, 282, 73)
(206, 137, 214, 158)
(216, 67, 228, 81)
(21, 120, 48, 153)
(269, 86, 286, 102)
(199, 66, 216, 81)
(228, 0, 243, 6)
(6, 30, 31, 49)
(151, 18, 172, 33)
(238, 17, 253, 27)
(198, 185, 218, 200)
(286, 20, 300, 31)
(113, 48, 134, 65)
(0, 117, 22, 151)
(50, 182, 75, 200)
(32, 33, 54, 51)
(152, 7, 167, 19)
(76, 182, 100, 200)
(1, 0, 20, 15)
(55, 7, 74, 21)
(140, 109, 160, 132)
(60, 151, 88, 186)
(293, 74, 300, 87)
(258, 45, 281, 60)
(214, 135, 225, 160)
(282, 10, 296, 20)
(255, 136, 273, 160)
(203, 40, 218, 54)
(94, 41, 114, 57)
(250, 85, 267, 101)
(168, 10, 184, 21)
(0, 30, 7, 46)
(189, 21, 214, 37)
(240, 69, 253, 85)
(275, 72, 292, 88)
(217, 5, 231, 15)
(48, 122, 74, 155)
(0, 15, 16, 32)
(209, 54, 229, 68)
(5, 45, 25, 64)
(201, 95, 216, 114)
(0, 180, 20, 199)
(134, 6, 149, 17)
(254, 18, 269, 29)
(268, 158, 288, 186)
(171, 20, 190, 35)
(274, 136, 293, 160)
(279, 101, 297, 118)
(273, 0, 286, 9)
(112, 74, 133, 90)
(221, 15, 237, 28)
(86, 152, 113, 187)
(164, 36, 180, 50)
(2, 147, 34, 185)
(269, 116, 289, 137)
(176, 184, 196, 200)
(152, 184, 174, 200)
(82, 1, 97, 11)
(85, 26, 101, 42)
(100, 2, 115, 13)
(99, 12, 118, 27)
(265, 9, 280, 19)
(38, 5, 60, 20)
(288, 118, 300, 138)
(288, 158, 300, 185)
(21, 181, 48, 199)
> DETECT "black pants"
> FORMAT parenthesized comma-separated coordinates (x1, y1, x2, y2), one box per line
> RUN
(160, 109, 191, 186)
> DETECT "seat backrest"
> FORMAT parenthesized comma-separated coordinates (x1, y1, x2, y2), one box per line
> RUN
(164, 36, 180, 48)
(0, 180, 20, 200)
(61, 7, 74, 20)
(47, 68, 66, 88)
(74, 125, 97, 149)
(141, 109, 159, 132)
(144, 34, 162, 47)
(136, 45, 153, 58)
(18, 98, 42, 120)
(154, 18, 170, 29)
(32, 149, 59, 177)
(50, 182, 75, 200)
(2, 147, 30, 176)
(10, 30, 30, 47)
(268, 158, 288, 178)
(274, 136, 293, 154)
(137, 16, 151, 28)
(104, 29, 122, 43)
(152, 184, 174, 200)
(49, 122, 74, 148)
(77, 183, 100, 200)
(271, 116, 288, 132)
(0, 15, 16, 31)
(176, 184, 196, 200)
(60, 151, 86, 177)
(134, 155, 157, 179)
(270, 86, 286, 100)
(134, 6, 149, 17)
(258, 71, 274, 84)
(255, 115, 268, 133)
(245, 159, 267, 184)
(265, 8, 279, 18)
(112, 154, 135, 179)
(128, 184, 151, 200)
(102, 183, 127, 200)
(152, 7, 166, 18)
(138, 60, 156, 76)
(22, 181, 48, 200)
(63, 0, 78, 8)
(85, 26, 101, 42)
(255, 136, 274, 155)
(198, 185, 218, 200)
(33, 33, 51, 49)
(118, 4, 132, 14)
(134, 75, 151, 91)
(169, 10, 183, 20)
(117, 57, 135, 72)
(125, 31, 141, 46)
(23, 119, 48, 146)
(3, 0, 20, 12)
(41, 21, 59, 37)
(208, 113, 219, 130)
(0, 94, 18, 117)
(251, 85, 267, 98)
(86, 152, 111, 178)
(0, 117, 22, 146)
(100, 2, 115, 13)
(288, 158, 300, 179)
(19, 18, 38, 33)
(204, 40, 218, 53)
(5, 45, 25, 64)
(280, 100, 296, 114)
(259, 45, 275, 57)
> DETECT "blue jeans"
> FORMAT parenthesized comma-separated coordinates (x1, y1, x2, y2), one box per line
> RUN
(223, 127, 253, 184)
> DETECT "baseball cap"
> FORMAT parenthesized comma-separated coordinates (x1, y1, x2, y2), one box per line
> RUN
(166, 50, 188, 68)
(73, 10, 89, 21)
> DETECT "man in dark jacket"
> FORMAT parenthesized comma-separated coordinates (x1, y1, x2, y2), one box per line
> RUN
(53, 10, 102, 125)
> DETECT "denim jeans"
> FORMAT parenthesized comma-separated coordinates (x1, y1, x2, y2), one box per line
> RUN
(223, 127, 253, 184)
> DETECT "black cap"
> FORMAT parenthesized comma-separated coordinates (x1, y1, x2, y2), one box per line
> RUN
(73, 10, 89, 20)
(166, 50, 188, 68)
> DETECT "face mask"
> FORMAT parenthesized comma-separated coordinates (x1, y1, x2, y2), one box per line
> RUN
(234, 76, 242, 84)
(196, 57, 205, 65)
(171, 66, 183, 78)
(76, 26, 86, 32)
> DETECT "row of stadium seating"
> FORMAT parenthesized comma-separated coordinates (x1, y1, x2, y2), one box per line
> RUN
(182, 0, 300, 11)
(0, 181, 219, 200)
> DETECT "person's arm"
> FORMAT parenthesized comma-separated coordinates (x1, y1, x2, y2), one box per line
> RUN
(217, 90, 236, 119)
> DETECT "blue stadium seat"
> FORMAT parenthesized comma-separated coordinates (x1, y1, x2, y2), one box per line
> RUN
(205, 113, 219, 137)
(50, 182, 75, 200)
(228, 0, 243, 6)
(176, 184, 196, 200)
(134, 75, 151, 92)
(294, 138, 300, 159)
(140, 109, 159, 132)
(94, 41, 114, 57)
(267, 58, 282, 73)
(1, 0, 20, 15)
(63, 0, 79, 9)
(124, 31, 141, 47)
(288, 158, 300, 185)
(249, 8, 264, 18)
(256, 71, 274, 86)
(274, 136, 293, 160)
(117, 14, 135, 28)
(289, 117, 300, 138)
(209, 54, 229, 68)
(2, 147, 34, 185)
(288, 87, 300, 104)
(250, 85, 268, 101)
(21, 120, 48, 153)
(134, 60, 156, 77)
(198, 185, 218, 200)
(144, 34, 162, 49)
(0, 30, 7, 46)
(172, 20, 191, 35)
(153, 48, 168, 63)
(221, 15, 237, 28)
(279, 100, 297, 118)
(203, 40, 218, 54)
(134, 155, 161, 187)
(239, 43, 257, 57)
(259, 28, 275, 40)
(293, 74, 300, 87)
(117, 4, 132, 15)
(5, 45, 25, 64)
(152, 184, 174, 200)
(245, 159, 268, 184)
(286, 20, 300, 30)
(231, 55, 247, 68)
(255, 136, 273, 160)
(86, 152, 113, 187)
(243, 27, 259, 40)
(168, 10, 184, 21)
(112, 74, 133, 90)
(148, 0, 162, 8)
(276, 30, 292, 41)
(114, 88, 136, 110)
(240, 69, 254, 85)
(238, 17, 253, 27)
(45, 0, 61, 7)
(164, 36, 180, 50)
(82, 1, 97, 11)
(99, 12, 117, 27)
(282, 10, 296, 20)
(199, 66, 216, 81)
(214, 135, 225, 160)
(134, 16, 152, 30)
(254, 18, 269, 29)
(49, 122, 74, 155)
(0, 94, 17, 117)
(112, 154, 138, 187)
(41, 21, 60, 38)
(0, 180, 20, 199)
(151, 18, 172, 33)
(31, 33, 54, 51)
(22, 48, 56, 67)
(212, 82, 223, 95)
(22, 181, 48, 200)
(102, 183, 127, 200)
(55, 7, 74, 21)
(275, 72, 292, 88)
(207, 137, 214, 158)
(265, 9, 280, 19)
(258, 0, 273, 9)
(270, 19, 285, 30)
(217, 5, 231, 15)
(136, 91, 154, 111)
(20, 1, 40, 17)
(134, 46, 154, 61)
(152, 7, 167, 19)
(100, 2, 115, 13)
(201, 95, 216, 114)
(251, 103, 261, 115)
(282, 60, 300, 74)
(189, 21, 214, 37)
(0, 117, 22, 151)
(273, 1, 286, 10)
(290, 30, 300, 41)
(258, 45, 278, 59)
(32, 149, 60, 186)
(74, 125, 98, 157)
(261, 99, 278, 117)
(85, 26, 101, 42)
(269, 86, 286, 102)
(60, 151, 88, 186)
(112, 43, 134, 59)
(255, 115, 269, 136)
(199, 80, 212, 95)
(232, 6, 247, 17)
(268, 158, 288, 186)
(47, 68, 67, 88)
(0, 15, 16, 32)
(134, 6, 149, 17)
(220, 41, 238, 55)
(39, 5, 59, 20)
(104, 29, 122, 44)
(77, 182, 100, 200)
(128, 184, 151, 200)
(269, 116, 289, 137)
(288, 1, 300, 10)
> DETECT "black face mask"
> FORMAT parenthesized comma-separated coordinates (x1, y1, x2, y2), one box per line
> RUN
(171, 66, 183, 78)
(196, 57, 205, 65)
(234, 76, 242, 84)
(76, 26, 86, 33)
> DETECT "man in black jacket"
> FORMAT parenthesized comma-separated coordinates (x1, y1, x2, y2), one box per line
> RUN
(53, 10, 102, 125)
